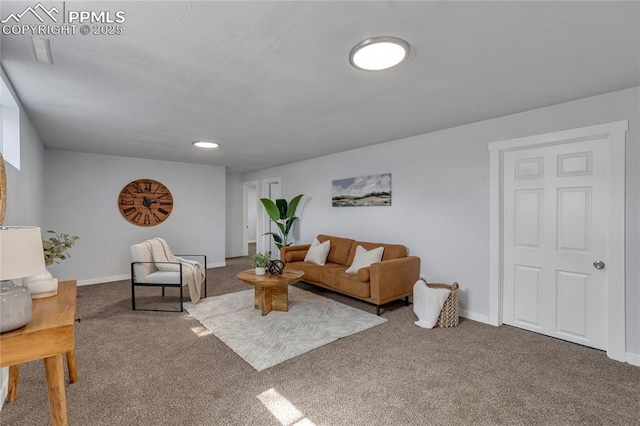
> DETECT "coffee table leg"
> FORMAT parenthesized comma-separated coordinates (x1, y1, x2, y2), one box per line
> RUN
(44, 354, 68, 426)
(262, 288, 273, 316)
(255, 287, 273, 315)
(271, 286, 289, 312)
(255, 287, 263, 310)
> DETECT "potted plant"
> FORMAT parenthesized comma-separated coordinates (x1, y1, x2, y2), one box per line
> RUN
(260, 194, 304, 250)
(252, 252, 271, 276)
(42, 230, 79, 266)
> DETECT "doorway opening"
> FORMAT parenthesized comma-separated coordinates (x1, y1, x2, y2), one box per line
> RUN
(242, 181, 258, 257)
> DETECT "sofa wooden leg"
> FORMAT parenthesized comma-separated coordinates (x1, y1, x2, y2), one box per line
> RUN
(405, 296, 409, 306)
(376, 306, 381, 316)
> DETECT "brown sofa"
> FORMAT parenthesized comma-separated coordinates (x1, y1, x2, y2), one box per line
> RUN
(280, 234, 420, 315)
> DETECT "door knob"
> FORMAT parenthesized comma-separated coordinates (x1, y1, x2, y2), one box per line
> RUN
(593, 260, 605, 270)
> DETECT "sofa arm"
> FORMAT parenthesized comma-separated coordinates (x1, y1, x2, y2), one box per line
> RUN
(280, 244, 311, 264)
(369, 256, 421, 303)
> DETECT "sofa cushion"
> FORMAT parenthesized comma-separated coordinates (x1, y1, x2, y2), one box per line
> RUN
(304, 238, 330, 265)
(357, 267, 370, 282)
(347, 241, 407, 265)
(317, 234, 354, 266)
(332, 271, 371, 298)
(346, 245, 384, 274)
(284, 250, 307, 263)
(287, 262, 344, 283)
(319, 267, 348, 287)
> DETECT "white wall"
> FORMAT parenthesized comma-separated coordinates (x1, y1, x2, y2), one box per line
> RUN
(239, 87, 640, 360)
(2, 85, 44, 227)
(44, 150, 226, 284)
(1, 72, 45, 410)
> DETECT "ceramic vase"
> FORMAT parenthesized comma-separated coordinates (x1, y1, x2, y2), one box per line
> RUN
(0, 281, 33, 333)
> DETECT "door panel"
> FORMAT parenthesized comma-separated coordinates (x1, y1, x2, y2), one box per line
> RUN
(503, 138, 608, 350)
(557, 187, 590, 251)
(513, 265, 542, 328)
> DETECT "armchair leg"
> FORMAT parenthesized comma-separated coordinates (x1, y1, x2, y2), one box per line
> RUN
(131, 263, 136, 311)
(180, 285, 183, 312)
(162, 286, 165, 297)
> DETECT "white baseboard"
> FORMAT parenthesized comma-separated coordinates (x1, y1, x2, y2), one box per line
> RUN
(459, 309, 490, 324)
(78, 274, 130, 286)
(626, 352, 640, 366)
(76, 262, 227, 286)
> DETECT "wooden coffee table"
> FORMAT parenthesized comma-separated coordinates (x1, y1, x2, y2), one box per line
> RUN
(236, 269, 304, 316)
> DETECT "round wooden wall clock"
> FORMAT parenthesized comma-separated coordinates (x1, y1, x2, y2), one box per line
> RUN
(118, 179, 173, 226)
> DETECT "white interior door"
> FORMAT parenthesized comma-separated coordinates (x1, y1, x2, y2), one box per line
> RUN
(503, 138, 609, 350)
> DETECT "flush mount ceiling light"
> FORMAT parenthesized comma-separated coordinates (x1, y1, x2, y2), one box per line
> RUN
(30, 36, 54, 64)
(193, 141, 219, 149)
(349, 36, 410, 71)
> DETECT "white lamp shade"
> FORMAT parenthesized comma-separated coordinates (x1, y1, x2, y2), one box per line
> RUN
(0, 226, 47, 280)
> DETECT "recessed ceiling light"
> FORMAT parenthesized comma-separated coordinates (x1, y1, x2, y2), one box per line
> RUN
(349, 36, 410, 71)
(193, 141, 219, 149)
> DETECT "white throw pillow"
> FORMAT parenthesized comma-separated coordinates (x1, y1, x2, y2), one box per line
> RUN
(413, 280, 451, 329)
(304, 238, 330, 265)
(345, 245, 384, 274)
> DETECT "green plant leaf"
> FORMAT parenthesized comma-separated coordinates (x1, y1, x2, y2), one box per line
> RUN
(284, 216, 298, 235)
(262, 232, 282, 244)
(275, 199, 288, 219)
(287, 194, 303, 219)
(260, 198, 281, 222)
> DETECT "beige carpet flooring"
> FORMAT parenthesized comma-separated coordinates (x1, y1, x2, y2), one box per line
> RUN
(1, 255, 639, 425)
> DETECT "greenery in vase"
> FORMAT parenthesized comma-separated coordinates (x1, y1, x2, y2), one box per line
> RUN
(43, 230, 79, 266)
(260, 194, 304, 250)
(252, 252, 271, 268)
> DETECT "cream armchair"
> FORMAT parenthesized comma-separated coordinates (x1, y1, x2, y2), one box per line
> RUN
(130, 242, 207, 312)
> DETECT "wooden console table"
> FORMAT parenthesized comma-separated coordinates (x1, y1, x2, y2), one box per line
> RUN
(1, 280, 78, 426)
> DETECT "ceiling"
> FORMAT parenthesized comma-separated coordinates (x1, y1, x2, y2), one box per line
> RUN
(1, 1, 638, 173)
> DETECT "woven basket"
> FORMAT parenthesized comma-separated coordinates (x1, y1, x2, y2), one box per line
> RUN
(420, 278, 459, 328)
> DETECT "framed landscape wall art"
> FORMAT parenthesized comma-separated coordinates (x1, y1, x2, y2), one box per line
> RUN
(332, 173, 392, 207)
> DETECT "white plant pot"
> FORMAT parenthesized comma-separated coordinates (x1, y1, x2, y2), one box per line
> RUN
(255, 267, 266, 276)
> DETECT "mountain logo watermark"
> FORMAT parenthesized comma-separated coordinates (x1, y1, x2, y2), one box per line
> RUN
(1, 2, 59, 24)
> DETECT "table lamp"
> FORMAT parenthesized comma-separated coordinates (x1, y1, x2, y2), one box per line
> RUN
(0, 226, 47, 333)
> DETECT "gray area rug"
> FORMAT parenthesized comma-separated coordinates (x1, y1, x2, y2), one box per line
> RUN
(185, 286, 387, 371)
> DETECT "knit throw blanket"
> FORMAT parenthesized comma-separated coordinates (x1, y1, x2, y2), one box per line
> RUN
(144, 238, 204, 304)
